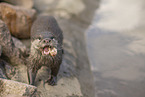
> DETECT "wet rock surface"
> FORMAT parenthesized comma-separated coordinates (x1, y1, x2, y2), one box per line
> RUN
(0, 3, 36, 38)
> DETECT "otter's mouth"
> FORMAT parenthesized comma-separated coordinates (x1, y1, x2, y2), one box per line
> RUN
(42, 45, 57, 56)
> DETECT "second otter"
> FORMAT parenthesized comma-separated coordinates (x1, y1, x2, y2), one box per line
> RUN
(27, 15, 63, 86)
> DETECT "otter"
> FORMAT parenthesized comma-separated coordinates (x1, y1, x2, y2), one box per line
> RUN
(27, 15, 63, 86)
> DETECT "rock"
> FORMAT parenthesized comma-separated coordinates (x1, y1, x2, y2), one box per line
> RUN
(3, 94, 24, 97)
(12, 37, 27, 54)
(3, 0, 33, 9)
(0, 78, 37, 96)
(3, 60, 16, 79)
(0, 59, 15, 79)
(12, 37, 29, 57)
(0, 3, 36, 39)
(0, 19, 25, 65)
(0, 59, 7, 79)
(37, 77, 83, 97)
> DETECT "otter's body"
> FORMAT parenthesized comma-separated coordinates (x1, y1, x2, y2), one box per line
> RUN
(27, 15, 63, 85)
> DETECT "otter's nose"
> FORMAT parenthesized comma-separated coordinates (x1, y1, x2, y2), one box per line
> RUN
(43, 39, 51, 43)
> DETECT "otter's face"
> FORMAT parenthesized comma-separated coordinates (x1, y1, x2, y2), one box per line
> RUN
(31, 34, 58, 56)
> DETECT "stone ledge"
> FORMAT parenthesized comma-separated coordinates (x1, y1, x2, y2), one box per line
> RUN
(0, 78, 37, 97)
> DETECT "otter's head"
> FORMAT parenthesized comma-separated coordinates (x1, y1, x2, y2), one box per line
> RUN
(31, 32, 58, 56)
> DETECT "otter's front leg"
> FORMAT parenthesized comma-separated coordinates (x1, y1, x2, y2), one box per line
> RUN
(46, 66, 60, 86)
(27, 67, 38, 85)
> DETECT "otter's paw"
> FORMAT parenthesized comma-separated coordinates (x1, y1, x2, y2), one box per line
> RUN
(45, 75, 57, 86)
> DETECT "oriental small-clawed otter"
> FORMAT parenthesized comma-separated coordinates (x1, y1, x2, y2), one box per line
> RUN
(27, 15, 63, 86)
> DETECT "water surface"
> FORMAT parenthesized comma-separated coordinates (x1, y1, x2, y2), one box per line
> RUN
(86, 0, 145, 97)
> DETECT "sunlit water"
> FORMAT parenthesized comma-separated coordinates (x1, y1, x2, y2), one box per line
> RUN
(86, 0, 145, 97)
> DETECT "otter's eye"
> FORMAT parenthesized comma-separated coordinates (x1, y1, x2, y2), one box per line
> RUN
(50, 37, 54, 40)
(38, 37, 41, 40)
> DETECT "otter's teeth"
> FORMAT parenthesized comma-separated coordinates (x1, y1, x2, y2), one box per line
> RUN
(44, 50, 50, 55)
(50, 48, 57, 56)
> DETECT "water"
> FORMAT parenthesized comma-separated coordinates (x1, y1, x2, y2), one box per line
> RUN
(86, 0, 145, 97)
